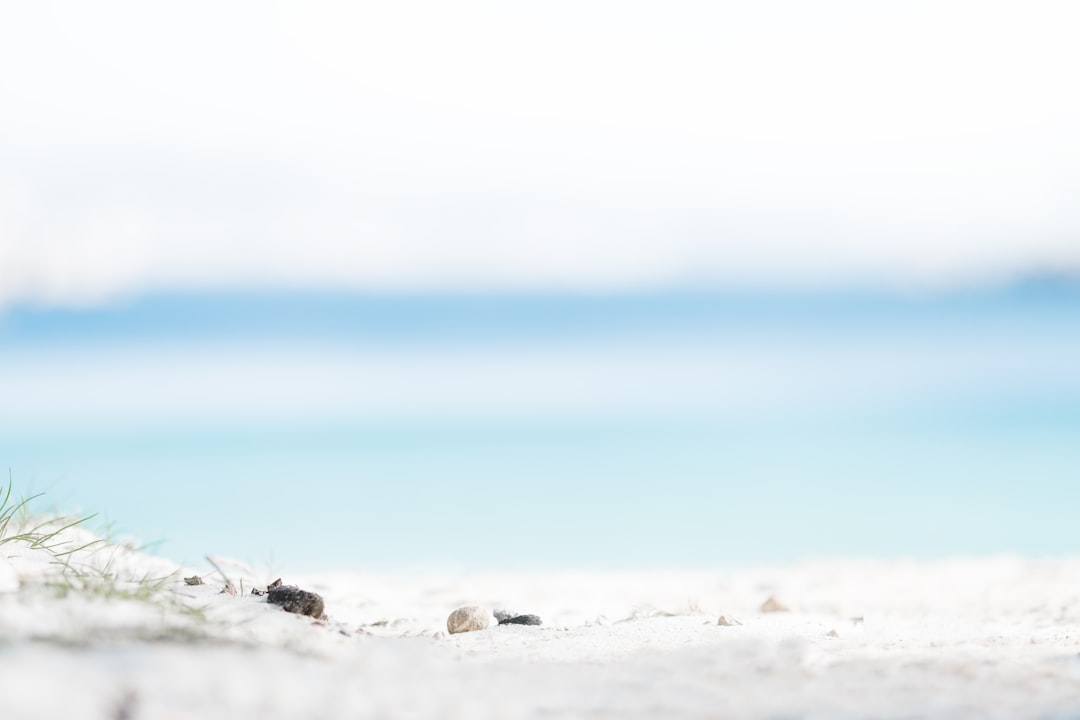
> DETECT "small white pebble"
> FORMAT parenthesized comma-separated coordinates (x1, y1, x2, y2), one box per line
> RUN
(447, 606, 492, 634)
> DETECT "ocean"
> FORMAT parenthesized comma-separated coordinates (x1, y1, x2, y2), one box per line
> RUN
(3, 283, 1079, 572)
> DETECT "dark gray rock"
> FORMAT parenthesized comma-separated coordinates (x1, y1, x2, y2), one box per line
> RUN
(267, 584, 325, 618)
(498, 614, 542, 626)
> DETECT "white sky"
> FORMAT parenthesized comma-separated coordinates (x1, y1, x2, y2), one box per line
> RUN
(1, 1, 1079, 308)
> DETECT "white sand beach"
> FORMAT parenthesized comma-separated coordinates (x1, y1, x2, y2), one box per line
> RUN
(5, 4, 1080, 718)
(3, 517, 1080, 719)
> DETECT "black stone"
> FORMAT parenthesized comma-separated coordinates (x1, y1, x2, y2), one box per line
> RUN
(498, 614, 542, 626)
(267, 585, 325, 618)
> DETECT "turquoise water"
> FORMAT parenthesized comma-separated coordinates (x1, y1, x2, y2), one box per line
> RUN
(3, 284, 1080, 572)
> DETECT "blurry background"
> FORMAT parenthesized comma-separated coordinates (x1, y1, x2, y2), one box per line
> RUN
(1, 1, 1079, 572)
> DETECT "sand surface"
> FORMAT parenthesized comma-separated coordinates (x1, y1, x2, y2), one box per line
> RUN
(3, 522, 1080, 719)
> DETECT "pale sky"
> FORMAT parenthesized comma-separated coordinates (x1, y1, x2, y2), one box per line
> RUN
(2, 1, 1079, 308)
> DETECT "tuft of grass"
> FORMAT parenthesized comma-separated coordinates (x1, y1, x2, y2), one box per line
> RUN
(48, 549, 175, 601)
(0, 472, 46, 546)
(0, 473, 245, 645)
(1, 472, 180, 609)
(0, 473, 100, 556)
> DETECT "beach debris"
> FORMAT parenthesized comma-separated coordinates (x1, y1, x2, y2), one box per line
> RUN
(251, 578, 282, 597)
(495, 608, 543, 626)
(267, 584, 325, 618)
(717, 615, 743, 626)
(183, 575, 204, 586)
(498, 614, 542, 626)
(447, 605, 492, 634)
(206, 555, 243, 597)
(760, 596, 790, 613)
